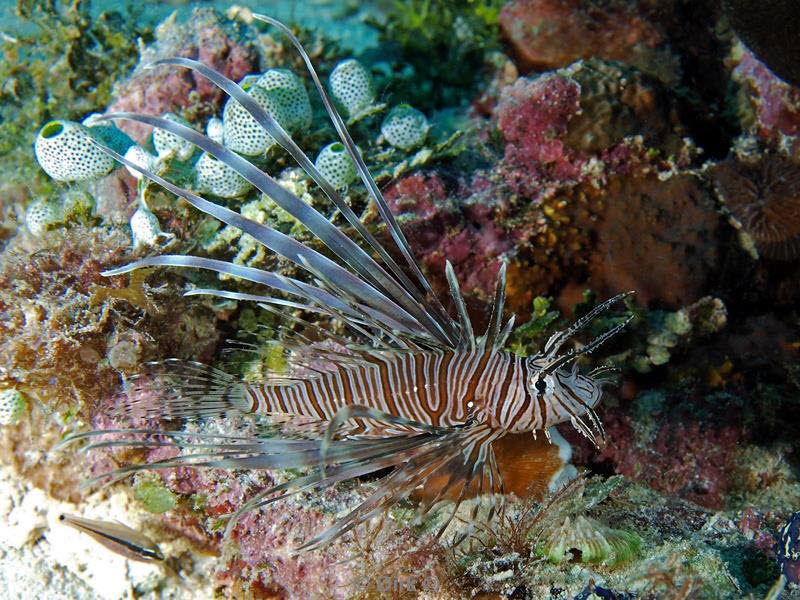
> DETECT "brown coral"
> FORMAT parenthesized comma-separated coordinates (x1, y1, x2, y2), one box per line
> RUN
(587, 170, 720, 307)
(563, 60, 687, 156)
(709, 153, 800, 261)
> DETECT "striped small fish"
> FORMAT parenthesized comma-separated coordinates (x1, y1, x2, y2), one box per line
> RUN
(58, 15, 632, 551)
(59, 513, 164, 562)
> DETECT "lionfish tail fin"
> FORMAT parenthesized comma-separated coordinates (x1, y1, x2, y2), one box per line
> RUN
(119, 359, 251, 421)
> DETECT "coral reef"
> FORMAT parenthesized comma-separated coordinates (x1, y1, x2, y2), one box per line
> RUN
(3, 3, 800, 599)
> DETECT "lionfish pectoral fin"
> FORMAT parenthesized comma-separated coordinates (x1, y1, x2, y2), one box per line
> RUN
(319, 404, 442, 476)
(294, 422, 505, 553)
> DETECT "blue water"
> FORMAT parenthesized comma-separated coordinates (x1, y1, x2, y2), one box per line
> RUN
(1, 0, 382, 51)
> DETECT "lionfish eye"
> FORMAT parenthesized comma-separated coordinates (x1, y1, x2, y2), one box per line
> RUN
(534, 377, 548, 393)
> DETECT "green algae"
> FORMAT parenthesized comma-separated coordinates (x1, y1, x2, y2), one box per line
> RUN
(507, 296, 559, 356)
(372, 0, 505, 108)
(133, 473, 177, 514)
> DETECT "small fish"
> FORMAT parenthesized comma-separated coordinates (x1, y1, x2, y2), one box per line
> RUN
(58, 513, 164, 562)
(56, 14, 634, 552)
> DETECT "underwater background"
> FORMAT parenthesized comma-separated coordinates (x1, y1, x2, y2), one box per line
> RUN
(1, 0, 800, 598)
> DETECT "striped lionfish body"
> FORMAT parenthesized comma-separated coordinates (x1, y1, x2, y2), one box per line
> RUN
(57, 14, 632, 551)
(243, 347, 608, 437)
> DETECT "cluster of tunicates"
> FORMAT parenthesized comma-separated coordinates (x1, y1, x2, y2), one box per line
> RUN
(316, 59, 430, 189)
(32, 60, 431, 244)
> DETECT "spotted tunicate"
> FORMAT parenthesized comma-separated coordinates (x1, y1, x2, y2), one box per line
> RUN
(130, 205, 165, 249)
(206, 117, 224, 145)
(315, 142, 358, 190)
(381, 104, 429, 151)
(152, 113, 196, 161)
(123, 145, 157, 180)
(329, 59, 383, 123)
(222, 78, 288, 156)
(25, 199, 63, 236)
(256, 68, 312, 132)
(222, 81, 290, 156)
(194, 152, 254, 198)
(0, 388, 27, 426)
(34, 120, 116, 182)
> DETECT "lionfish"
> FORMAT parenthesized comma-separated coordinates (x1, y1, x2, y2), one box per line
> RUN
(59, 15, 632, 551)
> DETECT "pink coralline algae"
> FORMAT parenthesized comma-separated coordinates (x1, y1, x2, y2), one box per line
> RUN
(107, 9, 256, 142)
(384, 173, 511, 304)
(737, 507, 779, 557)
(493, 63, 688, 199)
(219, 488, 447, 598)
(498, 0, 664, 73)
(495, 74, 583, 193)
(732, 46, 800, 155)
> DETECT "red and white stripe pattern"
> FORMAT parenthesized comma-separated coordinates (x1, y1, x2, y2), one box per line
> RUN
(241, 350, 600, 435)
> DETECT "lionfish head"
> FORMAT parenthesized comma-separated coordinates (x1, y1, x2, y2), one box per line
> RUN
(519, 291, 634, 443)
